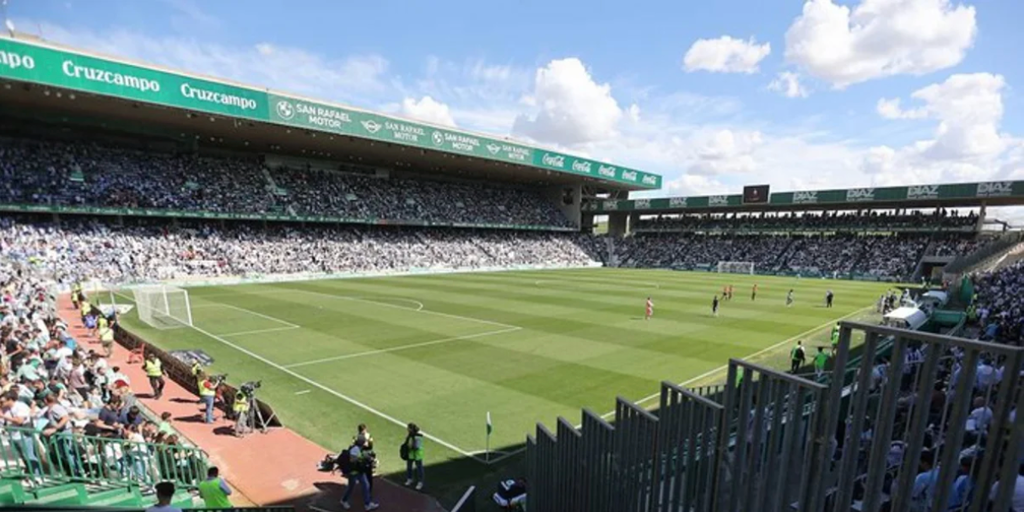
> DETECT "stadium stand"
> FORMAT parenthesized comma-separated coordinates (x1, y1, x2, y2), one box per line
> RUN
(612, 232, 975, 281)
(0, 216, 602, 285)
(0, 137, 575, 228)
(0, 258, 207, 508)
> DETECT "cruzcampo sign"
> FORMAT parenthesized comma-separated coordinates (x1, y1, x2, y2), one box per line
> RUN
(0, 37, 661, 189)
(0, 37, 267, 120)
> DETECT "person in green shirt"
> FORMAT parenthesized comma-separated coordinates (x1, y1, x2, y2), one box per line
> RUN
(789, 341, 806, 374)
(197, 467, 232, 509)
(404, 423, 425, 490)
(814, 347, 829, 381)
(158, 412, 175, 435)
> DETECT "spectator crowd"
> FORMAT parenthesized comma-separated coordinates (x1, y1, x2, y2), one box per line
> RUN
(615, 233, 981, 281)
(0, 217, 603, 286)
(0, 259, 205, 492)
(0, 138, 572, 228)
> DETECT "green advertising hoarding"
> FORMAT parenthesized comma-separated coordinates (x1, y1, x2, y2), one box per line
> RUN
(587, 181, 1024, 213)
(0, 37, 660, 189)
(266, 94, 662, 188)
(0, 38, 267, 120)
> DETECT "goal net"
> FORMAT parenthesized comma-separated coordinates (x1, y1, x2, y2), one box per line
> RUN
(133, 285, 194, 330)
(716, 261, 755, 275)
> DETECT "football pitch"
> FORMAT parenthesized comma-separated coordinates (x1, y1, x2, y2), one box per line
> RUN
(103, 268, 891, 491)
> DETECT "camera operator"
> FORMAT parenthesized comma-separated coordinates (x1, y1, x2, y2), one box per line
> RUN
(196, 371, 218, 424)
(232, 389, 250, 437)
(339, 436, 379, 511)
(356, 424, 376, 493)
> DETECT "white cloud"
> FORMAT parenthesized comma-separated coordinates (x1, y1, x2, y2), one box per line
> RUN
(512, 58, 623, 146)
(879, 73, 1008, 160)
(689, 130, 764, 175)
(683, 36, 771, 74)
(768, 72, 809, 98)
(22, 21, 390, 105)
(400, 96, 457, 127)
(785, 0, 977, 88)
(862, 73, 1019, 185)
(876, 98, 928, 119)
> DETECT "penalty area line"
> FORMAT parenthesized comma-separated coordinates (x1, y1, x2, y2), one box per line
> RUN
(282, 326, 522, 368)
(180, 321, 487, 463)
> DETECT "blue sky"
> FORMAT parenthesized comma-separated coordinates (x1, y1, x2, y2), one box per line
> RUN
(8, 0, 1024, 202)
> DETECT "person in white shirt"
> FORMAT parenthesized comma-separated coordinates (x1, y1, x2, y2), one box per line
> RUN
(989, 473, 1024, 512)
(1, 390, 43, 477)
(967, 397, 995, 434)
(144, 482, 183, 512)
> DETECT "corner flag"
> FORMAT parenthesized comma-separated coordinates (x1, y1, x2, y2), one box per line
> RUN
(486, 411, 493, 462)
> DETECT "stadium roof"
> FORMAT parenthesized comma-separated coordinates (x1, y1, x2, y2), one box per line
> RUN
(588, 181, 1024, 214)
(0, 35, 661, 191)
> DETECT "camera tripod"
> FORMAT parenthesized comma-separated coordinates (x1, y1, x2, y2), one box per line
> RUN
(236, 393, 277, 437)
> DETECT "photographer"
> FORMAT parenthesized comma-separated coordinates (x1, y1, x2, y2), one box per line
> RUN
(339, 436, 379, 511)
(404, 422, 425, 491)
(196, 372, 218, 424)
(356, 424, 376, 493)
(232, 389, 250, 437)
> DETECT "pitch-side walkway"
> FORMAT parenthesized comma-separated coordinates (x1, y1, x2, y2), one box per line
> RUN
(57, 295, 445, 512)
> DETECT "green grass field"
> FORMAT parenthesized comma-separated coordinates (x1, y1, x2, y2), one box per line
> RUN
(102, 268, 892, 504)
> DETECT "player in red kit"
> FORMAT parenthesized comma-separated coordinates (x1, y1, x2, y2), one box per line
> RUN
(645, 297, 654, 320)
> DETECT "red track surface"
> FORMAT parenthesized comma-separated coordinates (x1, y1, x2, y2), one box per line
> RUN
(58, 294, 445, 512)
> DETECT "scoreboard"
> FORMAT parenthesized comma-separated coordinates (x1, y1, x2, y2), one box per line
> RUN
(743, 184, 770, 204)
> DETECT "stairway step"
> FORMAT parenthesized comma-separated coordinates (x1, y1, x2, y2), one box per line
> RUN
(0, 479, 27, 504)
(83, 486, 142, 507)
(28, 482, 87, 505)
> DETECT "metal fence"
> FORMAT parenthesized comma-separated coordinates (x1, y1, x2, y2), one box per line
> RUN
(527, 322, 1024, 512)
(0, 426, 209, 491)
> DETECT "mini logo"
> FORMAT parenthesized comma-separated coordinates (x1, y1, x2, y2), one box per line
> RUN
(642, 175, 657, 186)
(486, 143, 501, 155)
(709, 195, 728, 206)
(846, 188, 875, 201)
(432, 131, 445, 147)
(621, 170, 638, 182)
(572, 160, 593, 174)
(603, 200, 618, 211)
(597, 165, 616, 178)
(635, 199, 651, 209)
(275, 100, 295, 120)
(977, 181, 1013, 197)
(361, 120, 382, 134)
(542, 153, 566, 168)
(794, 191, 818, 204)
(908, 185, 939, 200)
(669, 197, 688, 207)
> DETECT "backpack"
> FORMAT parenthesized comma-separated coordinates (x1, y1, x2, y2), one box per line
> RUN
(335, 447, 354, 476)
(399, 442, 410, 461)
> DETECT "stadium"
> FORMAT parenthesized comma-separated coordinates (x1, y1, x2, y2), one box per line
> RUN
(0, 21, 1021, 512)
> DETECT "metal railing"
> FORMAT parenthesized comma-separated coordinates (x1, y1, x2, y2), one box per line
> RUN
(526, 322, 1024, 512)
(0, 426, 209, 491)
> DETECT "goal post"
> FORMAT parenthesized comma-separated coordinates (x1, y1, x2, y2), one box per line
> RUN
(716, 261, 755, 275)
(133, 285, 194, 330)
